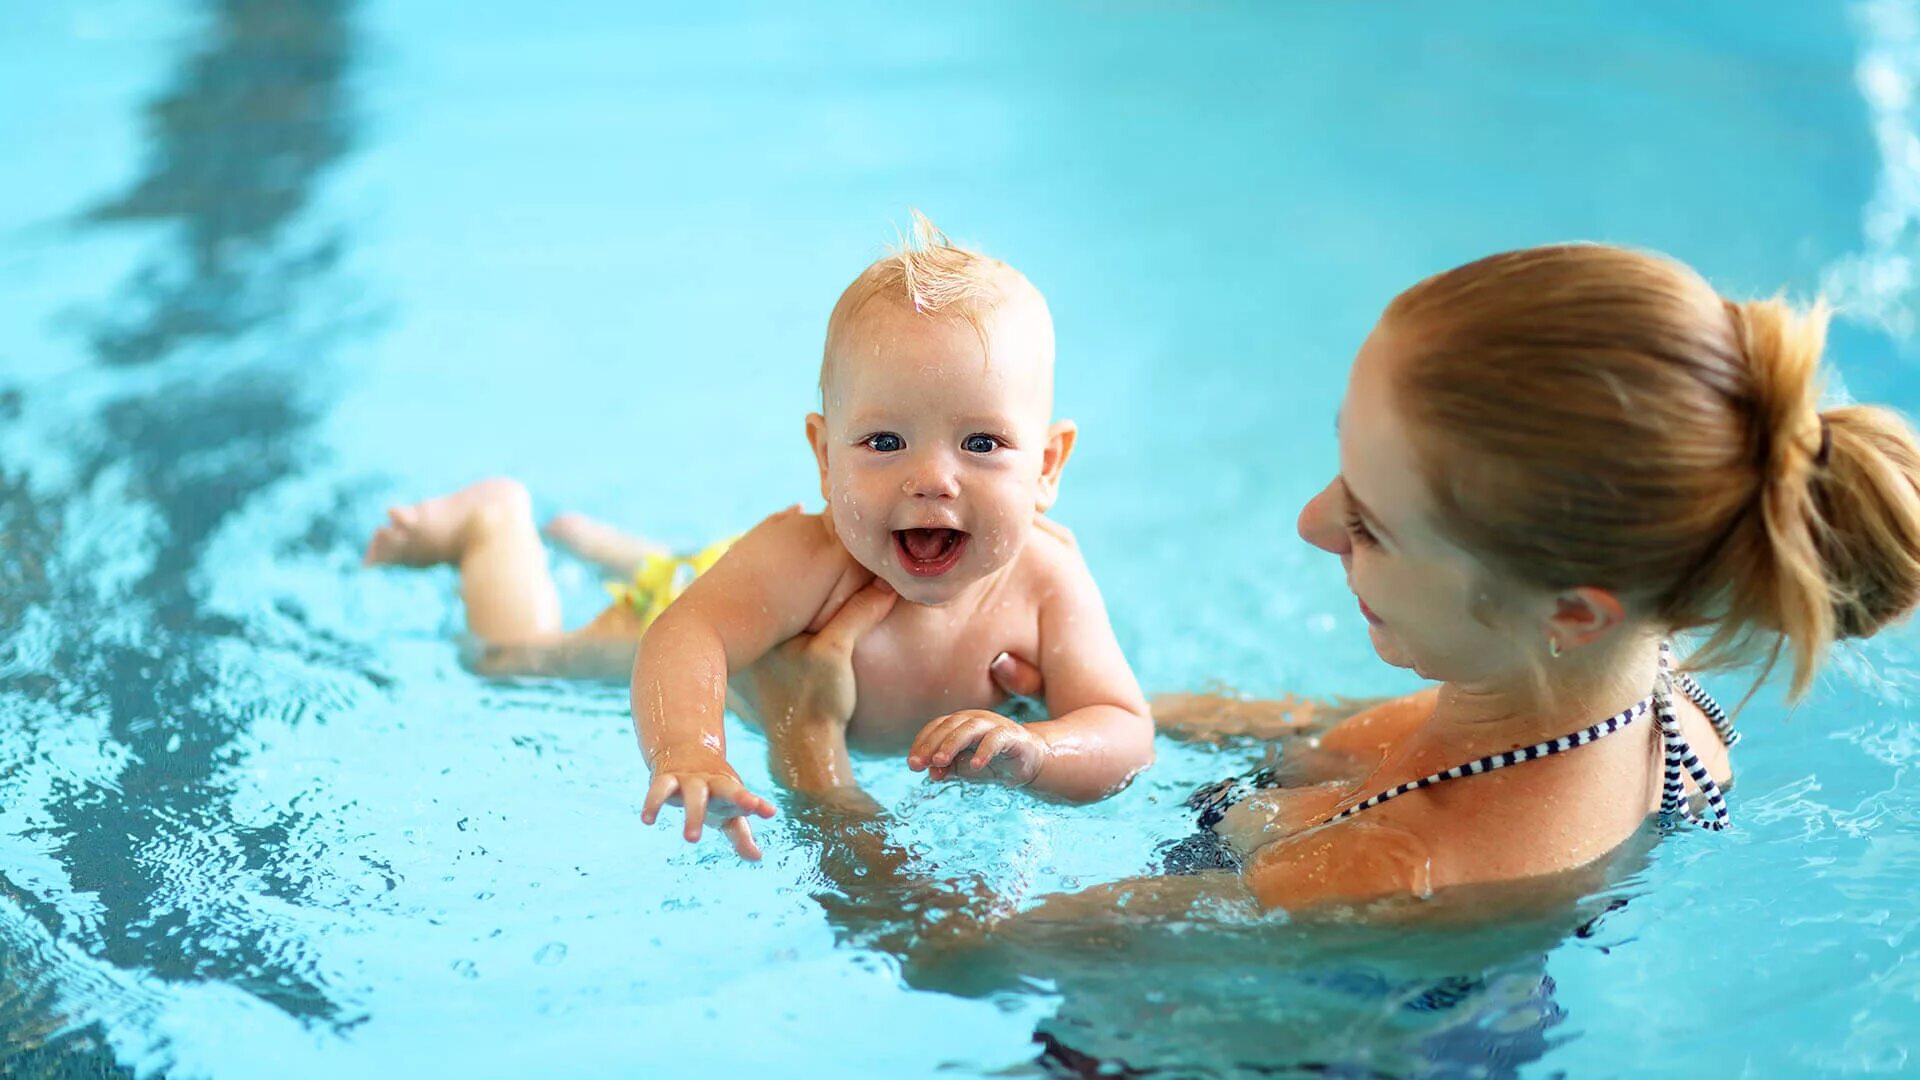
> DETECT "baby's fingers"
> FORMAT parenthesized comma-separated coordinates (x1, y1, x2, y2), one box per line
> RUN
(932, 716, 997, 768)
(680, 778, 711, 842)
(909, 713, 967, 770)
(722, 817, 764, 862)
(641, 774, 683, 825)
(710, 779, 777, 821)
(968, 727, 1016, 771)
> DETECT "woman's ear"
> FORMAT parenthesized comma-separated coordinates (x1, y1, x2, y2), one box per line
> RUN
(1036, 420, 1078, 511)
(806, 413, 831, 502)
(1544, 587, 1628, 655)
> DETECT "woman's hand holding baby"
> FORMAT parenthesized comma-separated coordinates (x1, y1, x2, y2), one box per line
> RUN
(907, 710, 1051, 787)
(752, 577, 898, 795)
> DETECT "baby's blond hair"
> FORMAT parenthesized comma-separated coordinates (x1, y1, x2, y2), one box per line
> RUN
(820, 211, 1023, 396)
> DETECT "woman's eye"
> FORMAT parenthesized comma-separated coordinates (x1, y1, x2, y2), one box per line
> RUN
(962, 434, 1000, 454)
(865, 433, 904, 453)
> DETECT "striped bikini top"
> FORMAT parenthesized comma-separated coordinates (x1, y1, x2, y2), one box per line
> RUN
(1326, 643, 1736, 831)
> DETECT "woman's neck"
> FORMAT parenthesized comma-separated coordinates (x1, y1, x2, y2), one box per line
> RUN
(1427, 628, 1666, 748)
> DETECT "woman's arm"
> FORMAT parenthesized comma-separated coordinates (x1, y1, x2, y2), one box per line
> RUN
(738, 577, 898, 806)
(1149, 692, 1340, 745)
(1241, 818, 1436, 913)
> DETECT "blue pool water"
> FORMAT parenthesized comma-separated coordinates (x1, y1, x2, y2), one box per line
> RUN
(3, 1, 1919, 1075)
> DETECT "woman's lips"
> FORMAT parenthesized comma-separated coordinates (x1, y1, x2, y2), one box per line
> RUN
(1358, 596, 1384, 625)
(894, 528, 969, 577)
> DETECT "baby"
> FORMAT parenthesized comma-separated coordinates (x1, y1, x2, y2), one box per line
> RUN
(367, 215, 1153, 860)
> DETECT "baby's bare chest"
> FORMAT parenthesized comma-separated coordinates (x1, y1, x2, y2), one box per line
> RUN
(844, 602, 1042, 750)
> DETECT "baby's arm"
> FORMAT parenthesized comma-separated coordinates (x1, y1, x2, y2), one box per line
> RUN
(909, 545, 1152, 802)
(1018, 553, 1154, 800)
(633, 510, 861, 857)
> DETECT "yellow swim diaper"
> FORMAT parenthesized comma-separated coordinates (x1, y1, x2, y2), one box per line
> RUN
(605, 536, 736, 629)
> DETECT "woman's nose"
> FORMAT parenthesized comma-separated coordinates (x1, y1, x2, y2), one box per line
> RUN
(1298, 479, 1349, 555)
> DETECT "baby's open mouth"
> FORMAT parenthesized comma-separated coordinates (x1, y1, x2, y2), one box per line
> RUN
(894, 528, 969, 577)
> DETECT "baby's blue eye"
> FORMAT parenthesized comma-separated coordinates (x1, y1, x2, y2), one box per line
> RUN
(865, 433, 904, 453)
(963, 434, 1000, 454)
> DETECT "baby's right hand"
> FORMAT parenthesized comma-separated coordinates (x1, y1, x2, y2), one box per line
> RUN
(641, 761, 777, 861)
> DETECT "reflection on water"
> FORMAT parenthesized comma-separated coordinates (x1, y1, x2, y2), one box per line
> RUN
(80, 0, 357, 368)
(0, 0, 361, 1071)
(0, 1, 1912, 1075)
(788, 799, 1650, 1078)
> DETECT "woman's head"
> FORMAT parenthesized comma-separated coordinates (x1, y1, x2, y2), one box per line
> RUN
(1302, 244, 1920, 697)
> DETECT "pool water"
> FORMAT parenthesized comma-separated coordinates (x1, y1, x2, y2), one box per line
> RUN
(3, 1, 1919, 1076)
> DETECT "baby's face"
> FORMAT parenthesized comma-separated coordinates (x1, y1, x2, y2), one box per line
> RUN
(809, 293, 1064, 606)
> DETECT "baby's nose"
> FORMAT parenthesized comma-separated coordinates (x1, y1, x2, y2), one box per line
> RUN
(903, 458, 959, 499)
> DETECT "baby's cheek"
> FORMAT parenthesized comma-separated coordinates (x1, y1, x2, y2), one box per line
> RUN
(829, 479, 879, 538)
(828, 482, 911, 586)
(977, 492, 1032, 564)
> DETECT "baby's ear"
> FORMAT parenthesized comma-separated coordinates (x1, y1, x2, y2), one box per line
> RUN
(1036, 420, 1078, 512)
(805, 413, 832, 502)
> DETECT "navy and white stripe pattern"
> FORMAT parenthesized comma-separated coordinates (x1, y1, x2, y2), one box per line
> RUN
(1655, 644, 1733, 830)
(1325, 698, 1653, 825)
(1324, 642, 1735, 830)
(1675, 669, 1740, 748)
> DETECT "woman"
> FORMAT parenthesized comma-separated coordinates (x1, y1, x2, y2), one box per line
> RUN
(773, 242, 1920, 912)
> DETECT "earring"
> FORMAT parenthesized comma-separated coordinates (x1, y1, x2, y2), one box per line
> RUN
(1548, 637, 1563, 659)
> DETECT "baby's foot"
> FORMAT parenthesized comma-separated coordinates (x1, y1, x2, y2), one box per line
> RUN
(364, 478, 532, 567)
(542, 512, 665, 575)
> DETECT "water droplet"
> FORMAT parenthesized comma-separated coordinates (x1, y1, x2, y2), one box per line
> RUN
(535, 942, 567, 966)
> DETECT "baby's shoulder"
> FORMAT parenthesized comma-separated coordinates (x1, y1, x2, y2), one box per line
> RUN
(1018, 515, 1095, 581)
(738, 507, 878, 633)
(731, 507, 865, 600)
(1014, 516, 1110, 618)
(741, 505, 847, 563)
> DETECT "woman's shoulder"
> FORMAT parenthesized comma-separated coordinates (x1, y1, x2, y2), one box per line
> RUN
(1245, 686, 1676, 911)
(1240, 757, 1638, 914)
(1315, 687, 1441, 759)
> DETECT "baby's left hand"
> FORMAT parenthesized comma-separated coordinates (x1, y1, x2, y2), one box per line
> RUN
(907, 710, 1049, 787)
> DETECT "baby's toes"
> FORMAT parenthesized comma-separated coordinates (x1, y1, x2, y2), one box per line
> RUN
(363, 526, 401, 566)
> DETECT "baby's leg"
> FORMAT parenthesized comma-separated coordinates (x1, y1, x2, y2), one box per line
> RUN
(543, 512, 666, 577)
(365, 480, 655, 680)
(469, 601, 645, 680)
(364, 478, 563, 645)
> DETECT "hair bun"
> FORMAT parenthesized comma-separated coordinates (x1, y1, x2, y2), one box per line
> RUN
(1724, 297, 1920, 694)
(1729, 297, 1828, 493)
(1803, 406, 1920, 640)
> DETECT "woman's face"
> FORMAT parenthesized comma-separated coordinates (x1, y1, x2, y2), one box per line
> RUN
(1297, 323, 1547, 685)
